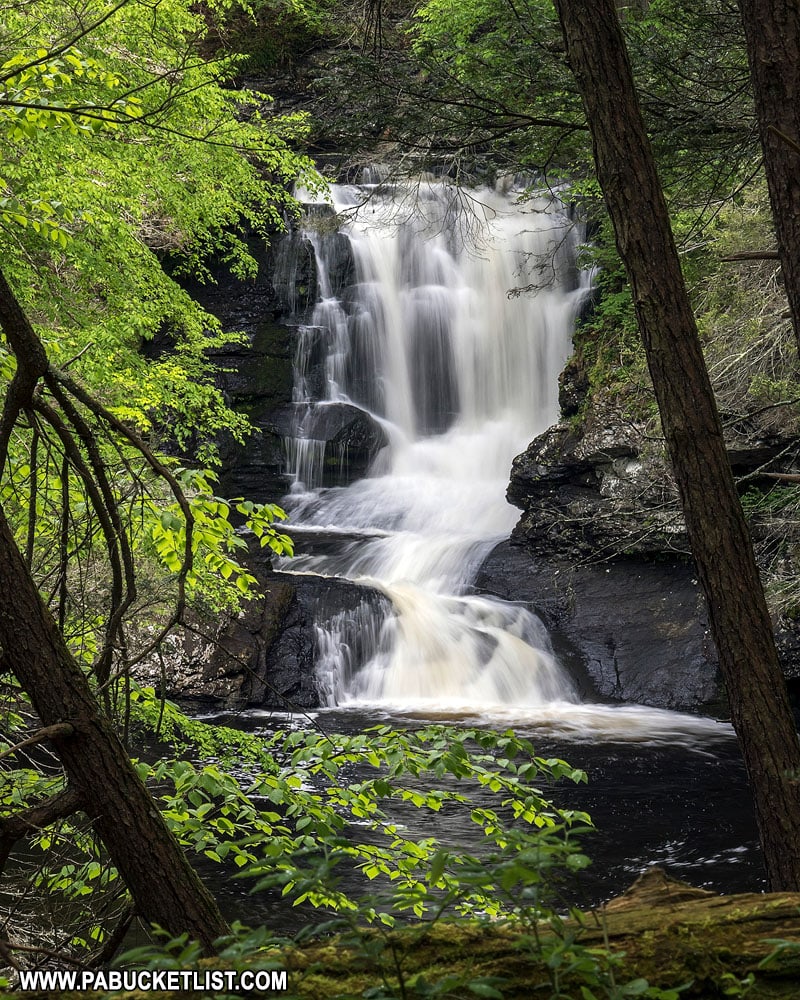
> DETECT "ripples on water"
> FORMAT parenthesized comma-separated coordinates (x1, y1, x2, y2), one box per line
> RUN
(197, 705, 763, 930)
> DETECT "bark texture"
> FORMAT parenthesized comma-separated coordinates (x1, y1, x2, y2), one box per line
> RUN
(553, 0, 800, 889)
(738, 0, 800, 355)
(0, 509, 230, 951)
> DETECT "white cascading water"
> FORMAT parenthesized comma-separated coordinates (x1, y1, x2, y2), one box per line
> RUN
(278, 173, 730, 740)
(279, 175, 583, 709)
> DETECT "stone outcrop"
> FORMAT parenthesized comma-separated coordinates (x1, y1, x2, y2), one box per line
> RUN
(476, 540, 722, 711)
(292, 402, 389, 486)
(507, 402, 687, 561)
(501, 386, 800, 713)
(213, 320, 299, 501)
(135, 570, 389, 712)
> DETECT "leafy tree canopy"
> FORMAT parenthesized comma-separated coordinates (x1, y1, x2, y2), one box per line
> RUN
(0, 0, 317, 449)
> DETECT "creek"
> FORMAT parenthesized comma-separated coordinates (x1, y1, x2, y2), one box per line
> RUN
(204, 174, 764, 923)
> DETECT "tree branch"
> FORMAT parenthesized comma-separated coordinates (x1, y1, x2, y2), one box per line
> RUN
(0, 785, 82, 878)
(0, 269, 49, 473)
(720, 250, 780, 261)
(763, 472, 800, 483)
(768, 124, 800, 157)
(0, 722, 76, 762)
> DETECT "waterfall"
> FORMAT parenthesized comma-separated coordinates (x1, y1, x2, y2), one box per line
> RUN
(279, 175, 591, 710)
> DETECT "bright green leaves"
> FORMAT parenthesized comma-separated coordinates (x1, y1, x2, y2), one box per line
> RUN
(237, 497, 294, 556)
(0, 0, 318, 468)
(123, 714, 592, 926)
(239, 725, 592, 923)
(146, 467, 293, 601)
(0, 46, 143, 142)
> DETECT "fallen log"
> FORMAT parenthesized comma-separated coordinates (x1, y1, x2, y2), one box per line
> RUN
(5, 869, 800, 998)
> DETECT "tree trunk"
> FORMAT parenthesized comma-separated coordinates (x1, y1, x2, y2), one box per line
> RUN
(0, 506, 230, 953)
(553, 0, 800, 890)
(738, 0, 800, 355)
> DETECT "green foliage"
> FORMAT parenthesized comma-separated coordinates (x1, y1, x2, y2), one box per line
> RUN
(145, 467, 293, 603)
(0, 0, 314, 684)
(409, 0, 585, 174)
(128, 684, 273, 761)
(1, 682, 700, 998)
(0, 0, 317, 453)
(623, 0, 757, 219)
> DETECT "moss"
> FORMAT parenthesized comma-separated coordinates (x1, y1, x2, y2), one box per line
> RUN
(6, 876, 800, 999)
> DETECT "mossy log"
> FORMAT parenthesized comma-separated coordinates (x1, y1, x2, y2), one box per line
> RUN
(7, 870, 800, 999)
(286, 869, 800, 1000)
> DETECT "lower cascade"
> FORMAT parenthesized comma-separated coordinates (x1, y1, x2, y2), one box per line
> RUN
(278, 174, 590, 710)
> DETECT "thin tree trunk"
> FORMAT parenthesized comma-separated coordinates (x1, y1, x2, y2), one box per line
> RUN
(738, 0, 800, 355)
(0, 507, 231, 952)
(0, 267, 230, 951)
(553, 0, 800, 890)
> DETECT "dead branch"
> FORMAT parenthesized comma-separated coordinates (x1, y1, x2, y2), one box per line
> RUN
(720, 250, 780, 261)
(0, 722, 76, 762)
(768, 124, 800, 157)
(0, 786, 82, 878)
(764, 472, 800, 483)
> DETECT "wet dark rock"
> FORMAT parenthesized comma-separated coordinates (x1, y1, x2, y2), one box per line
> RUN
(508, 419, 686, 561)
(476, 541, 723, 712)
(213, 321, 297, 403)
(313, 229, 356, 298)
(506, 390, 800, 711)
(269, 217, 356, 318)
(136, 570, 389, 711)
(298, 402, 389, 486)
(271, 232, 319, 319)
(511, 390, 800, 566)
(295, 325, 329, 402)
(168, 230, 280, 337)
(558, 353, 590, 418)
(214, 322, 302, 501)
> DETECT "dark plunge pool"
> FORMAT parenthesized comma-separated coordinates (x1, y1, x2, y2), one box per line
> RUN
(194, 703, 764, 930)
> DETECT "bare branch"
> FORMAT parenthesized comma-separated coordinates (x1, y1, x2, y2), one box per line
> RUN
(0, 722, 75, 762)
(768, 124, 800, 157)
(721, 250, 780, 261)
(764, 472, 800, 483)
(0, 786, 82, 878)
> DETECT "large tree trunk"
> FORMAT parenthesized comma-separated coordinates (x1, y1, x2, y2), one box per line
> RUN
(553, 0, 800, 890)
(738, 0, 800, 355)
(0, 507, 230, 952)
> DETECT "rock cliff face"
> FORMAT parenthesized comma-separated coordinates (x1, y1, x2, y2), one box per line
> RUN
(476, 541, 722, 712)
(498, 385, 800, 714)
(137, 566, 389, 711)
(172, 218, 799, 717)
(147, 220, 395, 710)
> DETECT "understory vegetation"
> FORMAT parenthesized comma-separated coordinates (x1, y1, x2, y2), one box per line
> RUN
(2, 0, 800, 995)
(571, 182, 800, 620)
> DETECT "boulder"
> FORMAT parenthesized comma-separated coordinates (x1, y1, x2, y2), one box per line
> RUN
(135, 570, 390, 711)
(476, 540, 723, 712)
(298, 402, 389, 486)
(508, 419, 687, 561)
